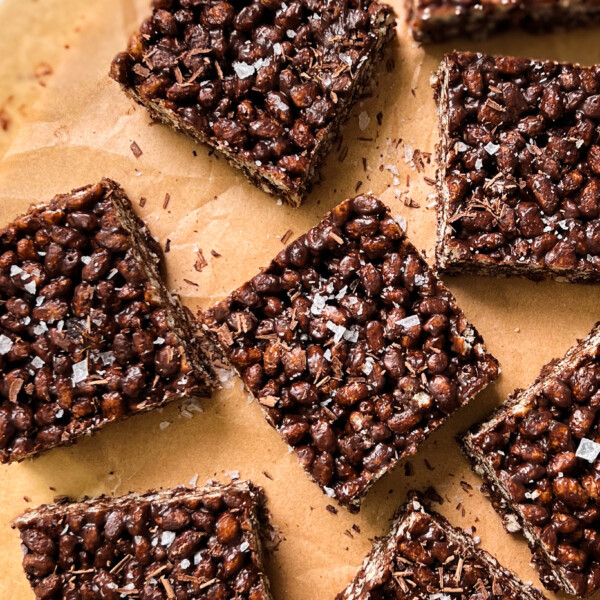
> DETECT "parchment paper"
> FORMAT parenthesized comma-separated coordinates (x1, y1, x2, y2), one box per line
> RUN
(2, 1, 600, 598)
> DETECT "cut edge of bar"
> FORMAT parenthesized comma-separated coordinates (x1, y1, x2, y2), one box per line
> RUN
(111, 9, 396, 207)
(459, 321, 600, 597)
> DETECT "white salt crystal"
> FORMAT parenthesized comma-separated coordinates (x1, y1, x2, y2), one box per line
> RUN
(159, 421, 172, 430)
(33, 322, 48, 335)
(398, 314, 420, 329)
(343, 327, 359, 344)
(484, 142, 500, 155)
(311, 293, 327, 316)
(323, 486, 335, 498)
(394, 215, 407, 232)
(326, 321, 346, 343)
(0, 334, 13, 355)
(335, 285, 348, 300)
(414, 274, 427, 287)
(240, 541, 250, 552)
(233, 61, 255, 79)
(24, 281, 36, 294)
(71, 359, 88, 385)
(358, 111, 370, 131)
(161, 531, 176, 546)
(31, 356, 45, 369)
(10, 265, 23, 277)
(576, 438, 600, 463)
(100, 351, 115, 366)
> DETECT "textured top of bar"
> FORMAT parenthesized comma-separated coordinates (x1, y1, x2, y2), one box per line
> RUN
(205, 195, 498, 508)
(0, 179, 212, 463)
(435, 51, 600, 281)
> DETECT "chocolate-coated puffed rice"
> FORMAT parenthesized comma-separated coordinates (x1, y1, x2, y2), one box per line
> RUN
(336, 493, 547, 600)
(0, 179, 216, 463)
(204, 195, 498, 510)
(463, 321, 600, 597)
(109, 0, 395, 206)
(13, 480, 274, 600)
(434, 51, 600, 283)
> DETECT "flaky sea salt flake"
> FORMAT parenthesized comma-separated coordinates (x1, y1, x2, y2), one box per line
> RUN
(326, 321, 346, 343)
(161, 531, 176, 546)
(31, 356, 45, 369)
(71, 359, 88, 385)
(484, 142, 500, 155)
(398, 314, 420, 329)
(0, 334, 13, 355)
(233, 61, 255, 79)
(576, 438, 600, 463)
(311, 293, 327, 316)
(358, 111, 370, 131)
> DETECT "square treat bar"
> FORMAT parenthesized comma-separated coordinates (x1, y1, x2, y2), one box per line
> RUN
(337, 493, 546, 600)
(434, 51, 600, 282)
(406, 0, 600, 43)
(462, 322, 600, 597)
(13, 480, 274, 600)
(204, 195, 498, 510)
(109, 0, 395, 207)
(0, 179, 216, 463)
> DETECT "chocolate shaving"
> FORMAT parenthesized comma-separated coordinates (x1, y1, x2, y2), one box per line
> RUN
(195, 249, 208, 272)
(130, 141, 143, 158)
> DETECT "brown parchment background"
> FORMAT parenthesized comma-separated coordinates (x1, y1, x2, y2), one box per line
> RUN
(2, 0, 600, 598)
